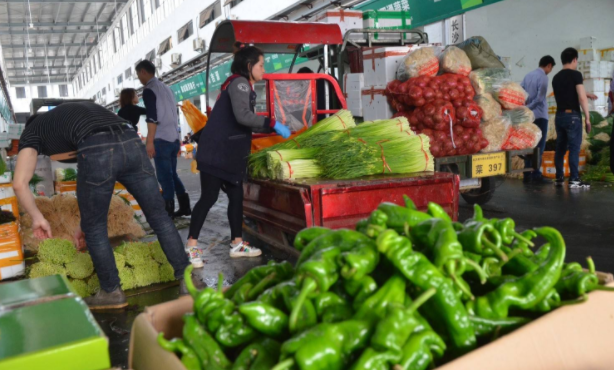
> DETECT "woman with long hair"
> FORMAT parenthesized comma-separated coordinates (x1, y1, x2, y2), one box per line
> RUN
(187, 43, 290, 262)
(117, 88, 146, 132)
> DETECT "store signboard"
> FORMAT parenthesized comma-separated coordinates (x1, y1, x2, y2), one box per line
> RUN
(170, 74, 206, 101)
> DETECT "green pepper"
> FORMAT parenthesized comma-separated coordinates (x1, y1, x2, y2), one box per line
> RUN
(376, 230, 476, 355)
(491, 218, 535, 247)
(313, 292, 347, 318)
(275, 320, 372, 370)
(289, 246, 342, 332)
(529, 288, 561, 313)
(533, 243, 551, 264)
(231, 338, 281, 370)
(350, 348, 401, 370)
(555, 258, 614, 299)
(396, 330, 446, 370)
(297, 229, 371, 266)
(370, 288, 436, 353)
(232, 283, 254, 305)
(258, 280, 318, 333)
(411, 218, 488, 296)
(224, 261, 294, 301)
(469, 204, 485, 222)
(294, 227, 331, 251)
(481, 248, 524, 278)
(183, 314, 230, 369)
(458, 220, 508, 262)
(355, 219, 369, 234)
(469, 316, 530, 340)
(403, 195, 418, 210)
(215, 311, 258, 348)
(157, 333, 203, 370)
(337, 239, 380, 281)
(373, 202, 432, 232)
(353, 274, 407, 323)
(427, 202, 452, 223)
(513, 230, 538, 257)
(238, 302, 288, 337)
(344, 276, 378, 310)
(466, 227, 566, 319)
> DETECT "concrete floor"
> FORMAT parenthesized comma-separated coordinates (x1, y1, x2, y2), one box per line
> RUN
(101, 159, 614, 368)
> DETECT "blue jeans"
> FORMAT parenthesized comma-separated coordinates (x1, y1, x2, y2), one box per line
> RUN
(524, 118, 549, 177)
(554, 112, 583, 180)
(77, 129, 189, 292)
(153, 139, 186, 201)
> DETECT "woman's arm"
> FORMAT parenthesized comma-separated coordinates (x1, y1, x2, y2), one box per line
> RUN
(228, 78, 273, 133)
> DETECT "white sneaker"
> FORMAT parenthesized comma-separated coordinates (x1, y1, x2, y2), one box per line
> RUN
(185, 245, 204, 268)
(229, 241, 262, 258)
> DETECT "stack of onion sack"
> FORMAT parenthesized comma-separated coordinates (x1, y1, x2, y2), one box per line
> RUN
(386, 73, 489, 157)
(158, 198, 614, 370)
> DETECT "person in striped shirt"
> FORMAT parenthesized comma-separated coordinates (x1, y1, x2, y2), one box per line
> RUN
(13, 102, 204, 309)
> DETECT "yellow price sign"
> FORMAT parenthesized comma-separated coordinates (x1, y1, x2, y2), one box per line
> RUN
(471, 152, 506, 178)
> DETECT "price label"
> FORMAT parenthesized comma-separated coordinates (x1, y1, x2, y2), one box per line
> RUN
(471, 152, 506, 178)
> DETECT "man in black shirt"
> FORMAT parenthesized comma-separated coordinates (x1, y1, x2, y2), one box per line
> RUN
(13, 102, 201, 309)
(552, 48, 597, 189)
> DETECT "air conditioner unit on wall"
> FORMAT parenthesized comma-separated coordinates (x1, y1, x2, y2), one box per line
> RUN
(171, 53, 182, 67)
(193, 38, 205, 52)
(114, 88, 121, 97)
(154, 58, 162, 69)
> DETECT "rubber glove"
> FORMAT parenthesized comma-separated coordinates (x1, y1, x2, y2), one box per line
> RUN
(273, 121, 291, 139)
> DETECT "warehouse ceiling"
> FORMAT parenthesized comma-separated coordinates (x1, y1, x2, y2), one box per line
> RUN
(0, 0, 127, 85)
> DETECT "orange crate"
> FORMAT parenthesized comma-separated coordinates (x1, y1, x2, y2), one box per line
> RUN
(541, 150, 586, 178)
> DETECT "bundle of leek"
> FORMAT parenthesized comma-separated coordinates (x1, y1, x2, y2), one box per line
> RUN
(276, 159, 322, 180)
(266, 148, 320, 179)
(300, 117, 414, 148)
(317, 134, 434, 179)
(248, 110, 355, 178)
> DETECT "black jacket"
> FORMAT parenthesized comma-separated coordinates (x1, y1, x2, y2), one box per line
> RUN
(117, 104, 147, 131)
(197, 75, 272, 183)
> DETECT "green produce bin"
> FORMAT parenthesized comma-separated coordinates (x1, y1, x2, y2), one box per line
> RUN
(0, 277, 110, 370)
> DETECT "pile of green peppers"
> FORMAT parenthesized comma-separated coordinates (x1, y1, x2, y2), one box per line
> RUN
(159, 197, 613, 370)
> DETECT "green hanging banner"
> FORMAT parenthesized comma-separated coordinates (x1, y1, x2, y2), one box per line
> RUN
(355, 0, 502, 28)
(170, 74, 206, 101)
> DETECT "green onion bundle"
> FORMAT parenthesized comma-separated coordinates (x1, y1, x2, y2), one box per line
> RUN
(300, 118, 414, 148)
(266, 148, 320, 179)
(248, 110, 355, 178)
(277, 160, 322, 180)
(317, 134, 434, 179)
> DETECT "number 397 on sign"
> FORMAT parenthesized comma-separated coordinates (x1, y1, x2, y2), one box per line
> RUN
(471, 152, 506, 178)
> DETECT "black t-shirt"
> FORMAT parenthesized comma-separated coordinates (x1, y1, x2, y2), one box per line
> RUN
(18, 102, 128, 156)
(117, 104, 147, 131)
(552, 69, 583, 113)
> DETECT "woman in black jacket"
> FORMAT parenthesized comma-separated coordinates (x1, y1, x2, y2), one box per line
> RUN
(117, 88, 146, 132)
(187, 43, 290, 260)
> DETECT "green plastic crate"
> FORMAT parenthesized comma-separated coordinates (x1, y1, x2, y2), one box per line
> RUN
(0, 297, 110, 370)
(0, 275, 74, 309)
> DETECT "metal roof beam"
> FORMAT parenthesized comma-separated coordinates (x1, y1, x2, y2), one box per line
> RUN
(1, 22, 113, 26)
(9, 80, 72, 84)
(2, 0, 127, 3)
(8, 74, 73, 78)
(5, 56, 83, 61)
(2, 43, 96, 48)
(0, 28, 108, 35)
(6, 66, 80, 71)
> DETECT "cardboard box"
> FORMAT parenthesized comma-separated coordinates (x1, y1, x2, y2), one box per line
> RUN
(600, 48, 614, 62)
(362, 10, 412, 40)
(579, 61, 613, 79)
(578, 48, 600, 62)
(584, 78, 607, 92)
(362, 46, 412, 87)
(588, 92, 608, 108)
(541, 150, 586, 178)
(344, 73, 364, 93)
(347, 93, 363, 117)
(131, 284, 614, 370)
(315, 10, 363, 38)
(362, 86, 393, 121)
(580, 36, 597, 49)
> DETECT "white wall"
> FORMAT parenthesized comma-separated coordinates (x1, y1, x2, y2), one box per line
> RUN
(466, 0, 614, 90)
(9, 84, 75, 115)
(77, 0, 299, 104)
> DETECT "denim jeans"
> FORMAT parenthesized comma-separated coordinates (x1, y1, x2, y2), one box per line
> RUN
(77, 129, 189, 292)
(524, 118, 549, 177)
(554, 112, 583, 180)
(154, 139, 186, 201)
